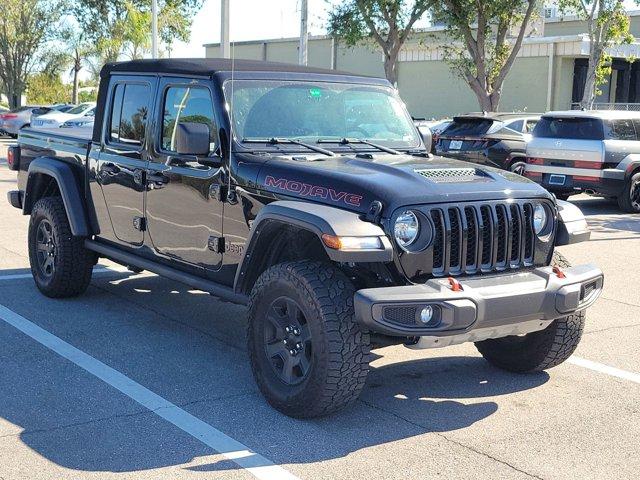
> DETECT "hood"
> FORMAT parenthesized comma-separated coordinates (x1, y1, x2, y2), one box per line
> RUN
(253, 153, 553, 216)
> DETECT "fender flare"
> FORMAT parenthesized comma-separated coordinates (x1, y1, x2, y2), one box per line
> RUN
(23, 157, 90, 237)
(555, 200, 590, 245)
(233, 200, 393, 293)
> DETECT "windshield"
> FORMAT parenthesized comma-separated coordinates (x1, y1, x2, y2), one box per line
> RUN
(223, 80, 420, 149)
(66, 103, 93, 115)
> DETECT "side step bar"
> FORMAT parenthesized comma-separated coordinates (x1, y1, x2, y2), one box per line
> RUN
(85, 239, 249, 306)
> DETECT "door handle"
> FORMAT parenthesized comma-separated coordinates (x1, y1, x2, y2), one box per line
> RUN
(102, 163, 120, 174)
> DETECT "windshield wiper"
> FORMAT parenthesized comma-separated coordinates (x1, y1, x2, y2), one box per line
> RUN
(317, 137, 402, 155)
(242, 137, 335, 157)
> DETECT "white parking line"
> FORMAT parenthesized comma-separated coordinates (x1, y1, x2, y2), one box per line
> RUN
(0, 304, 299, 480)
(568, 356, 640, 384)
(0, 266, 128, 281)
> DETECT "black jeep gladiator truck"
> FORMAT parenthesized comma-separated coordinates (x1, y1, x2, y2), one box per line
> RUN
(7, 59, 603, 418)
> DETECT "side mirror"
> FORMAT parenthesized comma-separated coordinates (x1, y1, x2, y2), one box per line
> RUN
(417, 125, 432, 152)
(176, 122, 211, 156)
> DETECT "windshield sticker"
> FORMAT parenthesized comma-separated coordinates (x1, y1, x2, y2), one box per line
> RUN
(264, 175, 362, 207)
(309, 88, 322, 99)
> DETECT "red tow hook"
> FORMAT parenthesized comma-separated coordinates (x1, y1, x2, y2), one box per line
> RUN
(552, 266, 566, 279)
(447, 277, 464, 292)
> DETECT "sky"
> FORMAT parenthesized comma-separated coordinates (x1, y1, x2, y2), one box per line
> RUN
(170, 0, 333, 58)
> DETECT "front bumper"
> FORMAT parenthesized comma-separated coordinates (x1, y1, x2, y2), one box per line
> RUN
(354, 264, 603, 349)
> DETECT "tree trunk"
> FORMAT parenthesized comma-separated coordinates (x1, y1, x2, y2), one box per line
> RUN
(581, 46, 602, 108)
(72, 69, 80, 104)
(383, 52, 398, 86)
(469, 82, 501, 112)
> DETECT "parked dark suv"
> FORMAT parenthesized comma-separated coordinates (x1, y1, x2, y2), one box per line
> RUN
(436, 113, 540, 174)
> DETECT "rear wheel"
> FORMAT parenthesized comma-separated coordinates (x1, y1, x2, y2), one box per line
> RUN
(475, 251, 585, 373)
(247, 261, 370, 418)
(28, 197, 95, 298)
(617, 171, 640, 213)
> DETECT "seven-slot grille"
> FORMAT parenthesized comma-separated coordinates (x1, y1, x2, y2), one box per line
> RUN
(428, 202, 537, 276)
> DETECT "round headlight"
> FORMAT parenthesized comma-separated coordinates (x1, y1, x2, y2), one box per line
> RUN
(394, 211, 420, 248)
(533, 204, 548, 235)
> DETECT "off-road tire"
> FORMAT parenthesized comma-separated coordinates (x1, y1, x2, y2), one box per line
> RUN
(475, 251, 585, 373)
(617, 171, 640, 213)
(247, 261, 371, 418)
(28, 196, 94, 298)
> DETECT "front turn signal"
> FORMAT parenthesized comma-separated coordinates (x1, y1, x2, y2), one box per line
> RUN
(321, 234, 383, 251)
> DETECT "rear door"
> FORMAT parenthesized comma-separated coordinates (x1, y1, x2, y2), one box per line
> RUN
(95, 76, 155, 245)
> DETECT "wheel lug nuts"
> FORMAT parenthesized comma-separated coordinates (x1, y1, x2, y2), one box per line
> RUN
(296, 343, 302, 349)
(285, 326, 291, 333)
(289, 349, 296, 355)
(293, 328, 300, 335)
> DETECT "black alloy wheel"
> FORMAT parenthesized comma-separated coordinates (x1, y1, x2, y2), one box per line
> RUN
(263, 296, 313, 385)
(35, 219, 56, 278)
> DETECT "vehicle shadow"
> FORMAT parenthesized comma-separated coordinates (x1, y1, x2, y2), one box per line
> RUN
(0, 270, 549, 474)
(570, 197, 640, 235)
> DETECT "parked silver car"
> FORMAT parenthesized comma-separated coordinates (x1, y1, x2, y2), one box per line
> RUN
(525, 110, 640, 212)
(0, 106, 43, 138)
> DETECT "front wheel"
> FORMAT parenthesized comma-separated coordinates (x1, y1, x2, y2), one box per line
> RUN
(247, 261, 370, 418)
(475, 251, 585, 372)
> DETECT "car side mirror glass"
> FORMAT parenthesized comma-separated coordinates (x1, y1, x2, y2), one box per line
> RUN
(175, 122, 211, 157)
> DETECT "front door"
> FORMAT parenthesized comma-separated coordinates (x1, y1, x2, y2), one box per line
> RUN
(145, 78, 225, 270)
(96, 77, 155, 245)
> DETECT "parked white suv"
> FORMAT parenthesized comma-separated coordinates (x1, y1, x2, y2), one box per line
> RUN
(525, 110, 640, 212)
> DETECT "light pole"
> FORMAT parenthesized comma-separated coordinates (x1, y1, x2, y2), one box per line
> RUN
(221, 0, 230, 58)
(152, 0, 159, 59)
(299, 0, 308, 65)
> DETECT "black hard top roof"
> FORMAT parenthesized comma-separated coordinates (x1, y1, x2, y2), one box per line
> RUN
(101, 58, 368, 79)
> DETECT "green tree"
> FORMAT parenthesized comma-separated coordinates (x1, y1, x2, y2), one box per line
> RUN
(74, 0, 201, 61)
(560, 1, 637, 108)
(27, 72, 70, 105)
(432, 0, 539, 111)
(0, 0, 65, 108)
(327, 0, 433, 85)
(60, 29, 95, 104)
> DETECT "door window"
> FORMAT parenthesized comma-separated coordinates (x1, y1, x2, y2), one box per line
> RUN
(161, 86, 217, 155)
(108, 83, 151, 146)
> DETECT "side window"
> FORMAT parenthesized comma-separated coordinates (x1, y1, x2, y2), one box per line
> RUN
(609, 119, 637, 141)
(162, 86, 217, 155)
(525, 119, 538, 133)
(506, 120, 523, 132)
(108, 83, 151, 146)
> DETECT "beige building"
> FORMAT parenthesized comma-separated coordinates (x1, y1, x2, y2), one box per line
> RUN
(204, 10, 640, 119)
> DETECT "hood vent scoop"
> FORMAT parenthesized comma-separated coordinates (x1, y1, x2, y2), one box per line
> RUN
(414, 167, 492, 184)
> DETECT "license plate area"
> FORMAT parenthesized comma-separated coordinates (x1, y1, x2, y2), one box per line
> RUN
(549, 174, 566, 186)
(449, 140, 463, 150)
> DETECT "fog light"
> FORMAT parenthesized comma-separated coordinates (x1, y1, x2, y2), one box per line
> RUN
(419, 306, 434, 324)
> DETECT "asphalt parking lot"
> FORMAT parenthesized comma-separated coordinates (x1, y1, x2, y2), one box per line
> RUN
(0, 136, 638, 480)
